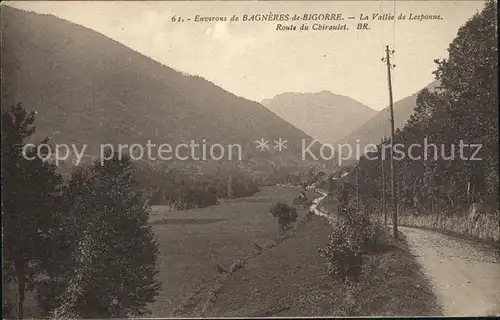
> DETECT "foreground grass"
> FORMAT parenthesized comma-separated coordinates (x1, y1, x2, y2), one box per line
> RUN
(4, 187, 442, 317)
(202, 213, 442, 317)
(203, 215, 334, 317)
(3, 186, 314, 318)
(148, 186, 317, 317)
(342, 226, 443, 316)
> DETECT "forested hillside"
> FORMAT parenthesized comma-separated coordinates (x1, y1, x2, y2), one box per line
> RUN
(336, 81, 441, 156)
(1, 6, 314, 159)
(355, 0, 498, 240)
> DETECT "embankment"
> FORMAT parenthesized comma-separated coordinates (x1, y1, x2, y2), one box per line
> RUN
(203, 192, 441, 316)
(342, 226, 443, 316)
(397, 205, 500, 243)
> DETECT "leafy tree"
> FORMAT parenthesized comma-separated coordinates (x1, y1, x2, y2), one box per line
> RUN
(318, 185, 371, 283)
(356, 1, 498, 218)
(1, 103, 63, 319)
(35, 167, 90, 317)
(51, 153, 160, 318)
(432, 0, 498, 202)
(269, 202, 298, 238)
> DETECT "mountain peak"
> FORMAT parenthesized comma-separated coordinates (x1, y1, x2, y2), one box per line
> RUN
(261, 91, 376, 144)
(266, 90, 341, 100)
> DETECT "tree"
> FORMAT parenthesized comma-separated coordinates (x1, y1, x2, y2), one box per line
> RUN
(318, 185, 371, 284)
(1, 103, 63, 319)
(269, 202, 298, 238)
(356, 0, 498, 217)
(432, 0, 498, 203)
(35, 167, 89, 317)
(51, 153, 160, 318)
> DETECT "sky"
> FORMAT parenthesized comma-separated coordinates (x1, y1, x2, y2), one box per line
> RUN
(7, 1, 486, 110)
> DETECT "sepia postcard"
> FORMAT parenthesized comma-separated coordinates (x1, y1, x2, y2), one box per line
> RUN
(1, 0, 499, 318)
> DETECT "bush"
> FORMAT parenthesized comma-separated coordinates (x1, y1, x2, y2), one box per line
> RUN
(319, 210, 371, 283)
(270, 202, 298, 231)
(364, 223, 392, 253)
(319, 223, 364, 283)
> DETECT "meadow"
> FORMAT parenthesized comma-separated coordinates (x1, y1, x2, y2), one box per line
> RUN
(148, 186, 318, 316)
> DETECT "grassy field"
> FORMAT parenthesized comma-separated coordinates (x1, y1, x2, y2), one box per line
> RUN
(196, 198, 442, 317)
(4, 186, 441, 317)
(344, 226, 443, 316)
(148, 186, 317, 317)
(202, 215, 335, 317)
(2, 186, 314, 319)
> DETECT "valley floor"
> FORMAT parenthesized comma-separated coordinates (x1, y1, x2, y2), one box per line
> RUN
(203, 215, 333, 317)
(148, 186, 317, 316)
(12, 187, 492, 317)
(150, 186, 442, 317)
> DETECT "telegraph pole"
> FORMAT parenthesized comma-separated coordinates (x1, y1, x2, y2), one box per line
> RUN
(381, 137, 387, 226)
(382, 45, 398, 238)
(337, 178, 340, 214)
(356, 164, 360, 212)
(227, 171, 233, 198)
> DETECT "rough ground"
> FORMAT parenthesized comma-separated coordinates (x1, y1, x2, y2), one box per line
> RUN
(202, 215, 334, 317)
(2, 186, 315, 318)
(346, 226, 443, 317)
(148, 186, 317, 317)
(401, 226, 500, 316)
(200, 205, 441, 317)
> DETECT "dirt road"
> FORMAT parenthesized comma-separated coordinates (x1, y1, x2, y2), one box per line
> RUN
(401, 227, 500, 316)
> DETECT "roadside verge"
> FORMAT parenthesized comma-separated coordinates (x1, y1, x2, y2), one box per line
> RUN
(202, 199, 442, 316)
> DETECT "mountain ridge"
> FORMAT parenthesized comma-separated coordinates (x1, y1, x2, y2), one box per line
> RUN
(334, 80, 441, 161)
(261, 91, 377, 145)
(1, 6, 317, 164)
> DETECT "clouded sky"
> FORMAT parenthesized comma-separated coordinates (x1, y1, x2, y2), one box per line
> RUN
(7, 1, 485, 110)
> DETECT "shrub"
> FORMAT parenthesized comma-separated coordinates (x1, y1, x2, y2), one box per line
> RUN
(319, 183, 373, 284)
(364, 223, 391, 253)
(270, 202, 298, 231)
(319, 223, 364, 283)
